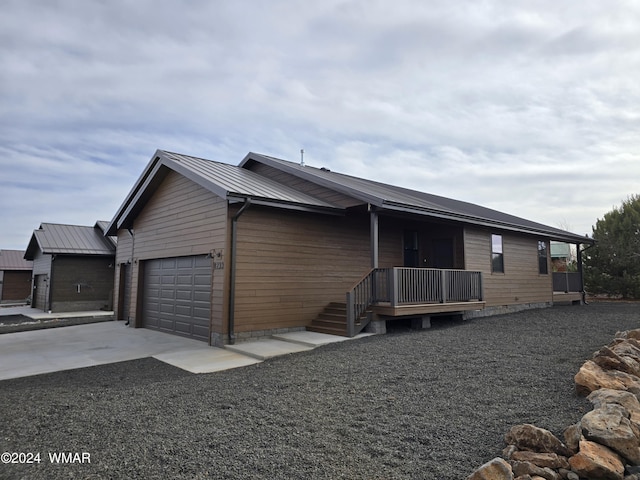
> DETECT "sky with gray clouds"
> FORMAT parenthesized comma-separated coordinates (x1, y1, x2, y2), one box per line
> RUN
(1, 0, 639, 250)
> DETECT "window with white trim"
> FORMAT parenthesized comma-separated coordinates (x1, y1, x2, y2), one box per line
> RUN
(491, 234, 504, 273)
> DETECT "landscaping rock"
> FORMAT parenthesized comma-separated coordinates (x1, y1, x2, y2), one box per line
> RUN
(568, 438, 625, 480)
(581, 404, 640, 465)
(467, 457, 514, 480)
(575, 360, 640, 397)
(510, 461, 558, 480)
(509, 451, 569, 470)
(563, 423, 581, 455)
(588, 388, 640, 427)
(504, 424, 572, 457)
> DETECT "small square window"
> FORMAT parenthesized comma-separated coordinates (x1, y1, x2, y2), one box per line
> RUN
(491, 234, 504, 273)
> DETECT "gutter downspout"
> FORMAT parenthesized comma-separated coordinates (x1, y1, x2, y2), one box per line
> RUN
(48, 254, 56, 314)
(228, 198, 251, 345)
(126, 228, 135, 326)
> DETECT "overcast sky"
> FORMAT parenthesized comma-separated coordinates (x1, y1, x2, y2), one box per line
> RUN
(1, 0, 639, 250)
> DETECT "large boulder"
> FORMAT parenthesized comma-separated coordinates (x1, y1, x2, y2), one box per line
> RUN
(581, 404, 640, 465)
(568, 439, 624, 480)
(574, 360, 640, 397)
(467, 457, 513, 480)
(504, 424, 572, 457)
(593, 341, 640, 378)
(588, 388, 640, 427)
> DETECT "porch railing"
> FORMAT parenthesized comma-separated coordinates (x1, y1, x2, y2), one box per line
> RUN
(553, 272, 582, 293)
(346, 267, 483, 336)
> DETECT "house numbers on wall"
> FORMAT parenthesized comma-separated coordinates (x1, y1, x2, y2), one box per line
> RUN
(214, 262, 224, 270)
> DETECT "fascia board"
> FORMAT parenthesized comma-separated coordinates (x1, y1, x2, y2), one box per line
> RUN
(380, 202, 592, 244)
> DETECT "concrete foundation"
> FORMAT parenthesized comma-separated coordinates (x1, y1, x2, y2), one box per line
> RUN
(212, 326, 306, 347)
(411, 315, 431, 330)
(462, 302, 552, 320)
(366, 318, 387, 335)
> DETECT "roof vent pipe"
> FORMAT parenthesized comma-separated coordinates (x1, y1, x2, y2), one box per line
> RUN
(300, 149, 305, 167)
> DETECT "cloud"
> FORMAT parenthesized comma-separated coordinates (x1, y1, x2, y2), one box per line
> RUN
(0, 0, 639, 249)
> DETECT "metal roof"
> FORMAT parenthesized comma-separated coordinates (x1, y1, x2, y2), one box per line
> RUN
(161, 151, 340, 208)
(107, 150, 342, 235)
(0, 250, 33, 270)
(107, 148, 592, 244)
(24, 223, 116, 259)
(240, 152, 592, 244)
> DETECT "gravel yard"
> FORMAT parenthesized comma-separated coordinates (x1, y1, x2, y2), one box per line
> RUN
(1, 302, 639, 479)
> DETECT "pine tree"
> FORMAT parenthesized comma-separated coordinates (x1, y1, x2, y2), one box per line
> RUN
(584, 195, 640, 299)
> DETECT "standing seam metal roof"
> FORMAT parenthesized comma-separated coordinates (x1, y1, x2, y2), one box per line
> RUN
(241, 153, 591, 243)
(25, 223, 116, 258)
(0, 250, 33, 270)
(161, 151, 340, 208)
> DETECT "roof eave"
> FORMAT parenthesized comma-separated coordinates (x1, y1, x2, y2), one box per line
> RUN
(227, 193, 345, 216)
(380, 202, 593, 244)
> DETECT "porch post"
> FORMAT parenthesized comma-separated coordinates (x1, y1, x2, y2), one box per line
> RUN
(370, 207, 379, 269)
(577, 242, 585, 303)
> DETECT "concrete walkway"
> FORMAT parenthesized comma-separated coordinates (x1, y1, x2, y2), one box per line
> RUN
(0, 310, 373, 381)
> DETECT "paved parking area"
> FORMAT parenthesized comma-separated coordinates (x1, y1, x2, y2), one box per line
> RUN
(0, 308, 371, 380)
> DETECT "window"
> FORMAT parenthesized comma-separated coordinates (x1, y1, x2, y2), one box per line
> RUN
(538, 241, 548, 274)
(491, 234, 504, 273)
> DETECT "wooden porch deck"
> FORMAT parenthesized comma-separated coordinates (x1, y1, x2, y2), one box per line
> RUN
(373, 300, 486, 317)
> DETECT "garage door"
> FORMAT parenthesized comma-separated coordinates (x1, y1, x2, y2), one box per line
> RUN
(142, 256, 212, 341)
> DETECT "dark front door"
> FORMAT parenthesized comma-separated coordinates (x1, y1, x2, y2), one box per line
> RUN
(403, 230, 420, 267)
(432, 238, 454, 269)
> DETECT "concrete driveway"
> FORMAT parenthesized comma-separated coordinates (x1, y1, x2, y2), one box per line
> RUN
(0, 321, 267, 381)
(0, 309, 369, 381)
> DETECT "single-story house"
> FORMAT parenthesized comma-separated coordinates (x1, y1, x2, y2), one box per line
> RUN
(106, 150, 592, 346)
(24, 221, 116, 312)
(0, 250, 33, 303)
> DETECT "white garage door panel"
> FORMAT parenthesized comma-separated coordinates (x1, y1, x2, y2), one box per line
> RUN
(142, 255, 212, 342)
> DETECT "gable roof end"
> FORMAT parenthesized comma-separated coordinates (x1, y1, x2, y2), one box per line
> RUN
(24, 222, 116, 260)
(106, 150, 343, 235)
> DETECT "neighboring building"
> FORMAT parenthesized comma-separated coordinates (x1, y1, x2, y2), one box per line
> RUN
(0, 250, 33, 303)
(551, 241, 573, 271)
(107, 150, 592, 346)
(24, 222, 116, 312)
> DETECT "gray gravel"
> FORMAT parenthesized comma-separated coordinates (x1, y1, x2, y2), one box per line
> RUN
(1, 302, 639, 480)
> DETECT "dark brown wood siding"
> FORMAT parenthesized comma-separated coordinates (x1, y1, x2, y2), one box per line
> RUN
(232, 206, 371, 332)
(464, 228, 552, 306)
(119, 171, 228, 337)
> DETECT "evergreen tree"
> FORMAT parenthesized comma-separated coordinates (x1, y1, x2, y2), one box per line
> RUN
(584, 195, 640, 299)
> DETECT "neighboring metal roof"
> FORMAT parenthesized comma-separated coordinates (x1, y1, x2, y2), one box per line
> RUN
(107, 150, 343, 235)
(0, 250, 33, 271)
(24, 223, 117, 259)
(240, 152, 592, 244)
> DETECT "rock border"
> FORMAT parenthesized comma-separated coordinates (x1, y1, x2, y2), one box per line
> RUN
(468, 328, 640, 480)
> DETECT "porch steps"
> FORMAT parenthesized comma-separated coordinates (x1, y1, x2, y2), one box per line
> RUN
(307, 302, 368, 337)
